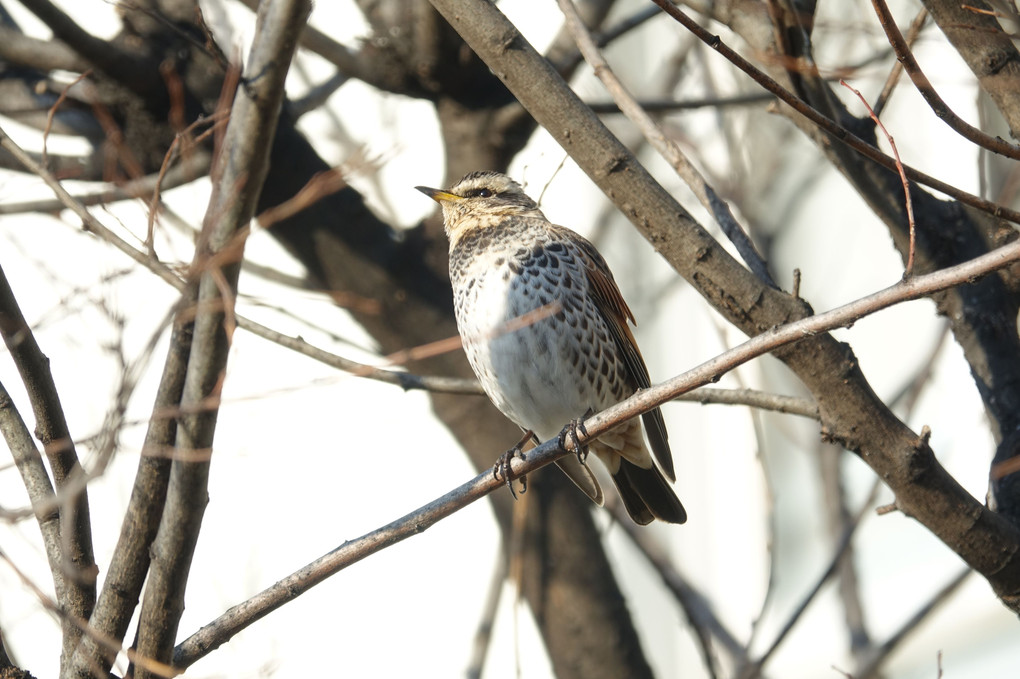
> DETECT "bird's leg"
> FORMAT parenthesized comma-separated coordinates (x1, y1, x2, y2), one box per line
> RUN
(494, 429, 537, 499)
(558, 408, 593, 465)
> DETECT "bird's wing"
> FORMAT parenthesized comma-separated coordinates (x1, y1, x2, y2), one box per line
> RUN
(571, 232, 676, 482)
(555, 456, 605, 506)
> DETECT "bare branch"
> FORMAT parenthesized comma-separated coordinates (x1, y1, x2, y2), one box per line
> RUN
(173, 237, 1020, 667)
(17, 0, 153, 92)
(872, 0, 1020, 160)
(0, 24, 88, 72)
(612, 503, 745, 674)
(737, 485, 879, 678)
(872, 7, 928, 117)
(0, 262, 96, 665)
(133, 1, 312, 675)
(549, 5, 662, 74)
(921, 0, 1020, 139)
(854, 568, 971, 678)
(557, 0, 776, 287)
(674, 387, 818, 419)
(66, 323, 191, 678)
(840, 80, 917, 276)
(586, 91, 775, 113)
(0, 124, 184, 291)
(649, 0, 1020, 225)
(465, 548, 508, 679)
(236, 315, 484, 394)
(0, 379, 65, 634)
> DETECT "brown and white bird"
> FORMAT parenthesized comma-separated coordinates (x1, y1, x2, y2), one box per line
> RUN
(417, 171, 686, 524)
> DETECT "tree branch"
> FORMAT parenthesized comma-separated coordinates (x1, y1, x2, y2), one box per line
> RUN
(173, 234, 1020, 668)
(920, 0, 1020, 139)
(133, 1, 311, 675)
(0, 24, 88, 72)
(17, 0, 153, 93)
(649, 0, 1020, 225)
(557, 0, 775, 287)
(0, 252, 96, 667)
(0, 378, 66, 652)
(66, 323, 191, 678)
(854, 568, 971, 678)
(0, 150, 211, 215)
(872, 0, 1020, 160)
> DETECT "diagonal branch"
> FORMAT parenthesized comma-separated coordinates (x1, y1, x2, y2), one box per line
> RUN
(132, 1, 311, 676)
(920, 0, 1020, 139)
(0, 23, 89, 72)
(649, 0, 1020, 225)
(173, 234, 1020, 669)
(557, 0, 775, 287)
(17, 0, 154, 93)
(430, 0, 1020, 610)
(0, 200, 96, 669)
(872, 7, 928, 117)
(871, 0, 1020, 160)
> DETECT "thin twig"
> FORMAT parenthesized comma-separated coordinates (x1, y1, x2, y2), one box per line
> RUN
(235, 315, 483, 394)
(854, 569, 971, 678)
(465, 548, 509, 679)
(612, 503, 744, 674)
(0, 150, 212, 216)
(146, 109, 230, 251)
(0, 123, 185, 290)
(872, 8, 928, 117)
(586, 91, 775, 113)
(41, 70, 91, 171)
(648, 0, 1020, 226)
(840, 79, 917, 276)
(551, 5, 662, 74)
(738, 484, 881, 678)
(558, 0, 776, 287)
(871, 0, 1020, 160)
(173, 235, 1020, 669)
(674, 387, 817, 418)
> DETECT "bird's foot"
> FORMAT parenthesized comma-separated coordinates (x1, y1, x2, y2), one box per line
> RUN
(558, 409, 593, 465)
(493, 429, 536, 499)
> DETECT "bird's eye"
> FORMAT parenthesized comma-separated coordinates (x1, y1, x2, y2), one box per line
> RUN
(477, 188, 493, 198)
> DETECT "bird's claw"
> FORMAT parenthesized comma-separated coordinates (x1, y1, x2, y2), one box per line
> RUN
(493, 430, 534, 499)
(558, 409, 593, 465)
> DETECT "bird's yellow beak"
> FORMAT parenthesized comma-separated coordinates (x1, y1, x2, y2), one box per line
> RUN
(416, 186, 463, 203)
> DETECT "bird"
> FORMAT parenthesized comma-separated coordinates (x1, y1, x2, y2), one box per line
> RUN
(416, 171, 686, 525)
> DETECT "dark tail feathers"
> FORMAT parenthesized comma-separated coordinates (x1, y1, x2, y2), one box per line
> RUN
(613, 461, 687, 525)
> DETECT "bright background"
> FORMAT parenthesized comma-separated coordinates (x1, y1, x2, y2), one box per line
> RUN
(0, 1, 1016, 677)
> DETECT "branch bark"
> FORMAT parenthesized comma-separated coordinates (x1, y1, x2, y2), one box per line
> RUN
(710, 0, 1020, 523)
(172, 235, 1020, 669)
(132, 1, 310, 676)
(427, 0, 1020, 610)
(0, 149, 96, 670)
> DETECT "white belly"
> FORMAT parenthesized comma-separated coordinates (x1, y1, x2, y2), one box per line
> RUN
(454, 260, 623, 440)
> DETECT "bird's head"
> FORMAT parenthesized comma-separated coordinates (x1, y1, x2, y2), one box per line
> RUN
(416, 171, 543, 242)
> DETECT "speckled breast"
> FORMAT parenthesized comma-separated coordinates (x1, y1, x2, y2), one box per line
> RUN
(450, 225, 629, 438)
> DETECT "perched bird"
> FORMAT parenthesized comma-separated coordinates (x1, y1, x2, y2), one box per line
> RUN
(417, 171, 686, 525)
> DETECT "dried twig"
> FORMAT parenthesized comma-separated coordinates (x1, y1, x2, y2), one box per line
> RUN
(872, 8, 928, 117)
(173, 235, 1020, 670)
(648, 0, 1020, 226)
(840, 79, 917, 276)
(872, 0, 1020, 160)
(558, 0, 775, 287)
